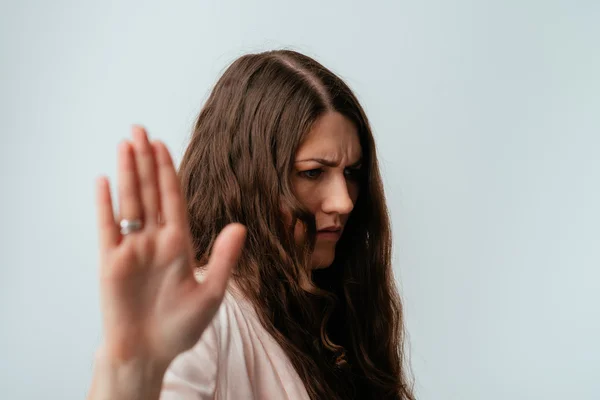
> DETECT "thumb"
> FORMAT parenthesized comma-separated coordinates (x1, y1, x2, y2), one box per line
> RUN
(198, 223, 247, 301)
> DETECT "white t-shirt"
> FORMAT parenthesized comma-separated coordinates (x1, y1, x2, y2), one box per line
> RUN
(160, 284, 311, 400)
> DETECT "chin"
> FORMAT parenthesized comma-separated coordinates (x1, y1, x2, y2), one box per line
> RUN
(310, 252, 335, 270)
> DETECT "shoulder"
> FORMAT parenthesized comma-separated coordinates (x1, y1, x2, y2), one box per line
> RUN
(160, 283, 256, 398)
(192, 269, 257, 337)
(163, 280, 311, 400)
(208, 282, 256, 343)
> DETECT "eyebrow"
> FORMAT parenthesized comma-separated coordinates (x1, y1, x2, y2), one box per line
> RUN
(295, 157, 363, 168)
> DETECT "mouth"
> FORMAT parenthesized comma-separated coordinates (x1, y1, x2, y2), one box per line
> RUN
(316, 226, 342, 240)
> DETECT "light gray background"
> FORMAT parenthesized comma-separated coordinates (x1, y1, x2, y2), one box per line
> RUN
(1, 1, 598, 399)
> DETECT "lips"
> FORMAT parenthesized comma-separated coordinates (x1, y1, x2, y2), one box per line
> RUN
(317, 226, 342, 233)
(316, 226, 343, 242)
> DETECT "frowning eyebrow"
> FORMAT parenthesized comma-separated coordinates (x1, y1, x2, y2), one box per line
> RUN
(295, 157, 363, 168)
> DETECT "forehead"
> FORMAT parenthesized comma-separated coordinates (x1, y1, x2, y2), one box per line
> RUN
(295, 112, 362, 161)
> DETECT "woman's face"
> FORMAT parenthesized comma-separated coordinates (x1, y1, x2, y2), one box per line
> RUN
(291, 111, 363, 270)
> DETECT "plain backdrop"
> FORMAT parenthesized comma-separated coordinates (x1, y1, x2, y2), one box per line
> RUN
(1, 0, 598, 399)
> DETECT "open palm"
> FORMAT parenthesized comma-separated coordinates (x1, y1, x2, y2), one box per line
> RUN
(94, 126, 246, 370)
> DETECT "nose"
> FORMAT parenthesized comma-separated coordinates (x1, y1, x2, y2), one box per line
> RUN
(321, 175, 355, 216)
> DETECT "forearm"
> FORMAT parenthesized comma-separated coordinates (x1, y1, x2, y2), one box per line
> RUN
(87, 348, 166, 400)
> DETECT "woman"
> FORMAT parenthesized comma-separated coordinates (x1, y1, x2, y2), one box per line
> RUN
(89, 50, 415, 399)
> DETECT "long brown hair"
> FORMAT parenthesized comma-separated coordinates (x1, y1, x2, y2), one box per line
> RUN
(178, 49, 414, 399)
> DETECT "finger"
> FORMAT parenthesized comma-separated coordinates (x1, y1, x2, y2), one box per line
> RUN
(153, 140, 186, 229)
(95, 176, 119, 250)
(131, 125, 160, 226)
(199, 223, 247, 301)
(117, 141, 143, 225)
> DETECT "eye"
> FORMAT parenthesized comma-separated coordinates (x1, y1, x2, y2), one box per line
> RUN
(299, 168, 323, 180)
(344, 167, 362, 180)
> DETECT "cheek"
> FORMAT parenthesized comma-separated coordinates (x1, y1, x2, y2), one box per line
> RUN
(292, 177, 321, 211)
(347, 181, 360, 207)
(351, 183, 360, 201)
(280, 203, 307, 245)
(296, 194, 318, 213)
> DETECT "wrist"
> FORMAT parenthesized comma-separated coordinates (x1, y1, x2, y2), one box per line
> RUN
(88, 346, 167, 400)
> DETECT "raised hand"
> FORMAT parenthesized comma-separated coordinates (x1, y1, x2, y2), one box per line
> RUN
(94, 125, 246, 373)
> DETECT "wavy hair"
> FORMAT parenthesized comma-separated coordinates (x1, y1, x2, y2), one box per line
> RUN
(177, 49, 414, 399)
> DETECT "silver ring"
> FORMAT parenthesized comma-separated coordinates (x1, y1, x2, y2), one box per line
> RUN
(120, 218, 144, 235)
